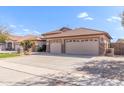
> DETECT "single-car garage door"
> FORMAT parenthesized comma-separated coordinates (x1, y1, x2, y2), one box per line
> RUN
(50, 42, 62, 54)
(65, 39, 99, 55)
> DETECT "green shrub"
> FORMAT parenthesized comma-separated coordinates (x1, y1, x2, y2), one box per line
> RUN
(37, 47, 43, 52)
(37, 45, 46, 52)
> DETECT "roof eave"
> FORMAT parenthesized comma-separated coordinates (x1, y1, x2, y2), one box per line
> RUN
(43, 33, 111, 39)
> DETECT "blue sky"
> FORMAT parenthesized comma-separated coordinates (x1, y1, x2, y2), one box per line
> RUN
(0, 6, 124, 41)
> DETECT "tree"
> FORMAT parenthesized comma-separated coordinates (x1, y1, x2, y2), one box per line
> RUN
(121, 11, 124, 27)
(20, 40, 35, 54)
(0, 26, 10, 43)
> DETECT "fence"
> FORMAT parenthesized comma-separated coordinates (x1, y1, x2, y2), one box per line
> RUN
(111, 43, 124, 55)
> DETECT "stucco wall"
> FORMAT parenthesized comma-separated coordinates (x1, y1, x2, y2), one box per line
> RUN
(46, 34, 111, 55)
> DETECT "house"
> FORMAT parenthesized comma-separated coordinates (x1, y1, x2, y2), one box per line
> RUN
(0, 34, 45, 51)
(0, 27, 112, 56)
(42, 27, 112, 56)
(116, 39, 124, 43)
(111, 39, 124, 55)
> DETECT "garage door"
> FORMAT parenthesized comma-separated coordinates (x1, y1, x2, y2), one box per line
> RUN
(50, 42, 62, 54)
(65, 39, 99, 55)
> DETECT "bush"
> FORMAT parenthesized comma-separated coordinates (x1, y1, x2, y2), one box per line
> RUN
(20, 40, 35, 55)
(37, 45, 46, 52)
(37, 47, 43, 52)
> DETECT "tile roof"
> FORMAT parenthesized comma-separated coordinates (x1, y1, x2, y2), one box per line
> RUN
(8, 35, 43, 42)
(42, 27, 112, 39)
(42, 27, 72, 35)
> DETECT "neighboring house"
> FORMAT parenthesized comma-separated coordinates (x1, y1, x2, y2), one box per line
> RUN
(42, 27, 112, 56)
(116, 39, 124, 43)
(0, 35, 45, 52)
(111, 39, 124, 55)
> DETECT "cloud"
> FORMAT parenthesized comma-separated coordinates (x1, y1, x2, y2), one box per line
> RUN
(77, 12, 94, 21)
(77, 12, 88, 18)
(84, 17, 94, 20)
(33, 30, 41, 34)
(107, 16, 121, 22)
(23, 28, 30, 32)
(10, 24, 16, 28)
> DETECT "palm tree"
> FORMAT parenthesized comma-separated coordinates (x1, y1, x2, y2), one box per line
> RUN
(20, 40, 35, 54)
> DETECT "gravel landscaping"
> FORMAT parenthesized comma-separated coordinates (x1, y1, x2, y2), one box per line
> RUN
(12, 58, 124, 86)
(13, 73, 124, 86)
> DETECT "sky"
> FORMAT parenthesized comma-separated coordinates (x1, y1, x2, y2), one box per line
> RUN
(0, 6, 123, 41)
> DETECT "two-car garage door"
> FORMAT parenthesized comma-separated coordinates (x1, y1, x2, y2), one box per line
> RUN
(65, 39, 99, 55)
(49, 39, 99, 55)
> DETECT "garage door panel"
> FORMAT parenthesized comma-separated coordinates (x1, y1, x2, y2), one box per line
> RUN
(65, 40, 99, 55)
(50, 43, 61, 54)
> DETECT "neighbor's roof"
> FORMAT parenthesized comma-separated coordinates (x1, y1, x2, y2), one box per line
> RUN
(8, 35, 43, 42)
(42, 27, 112, 39)
(116, 39, 124, 43)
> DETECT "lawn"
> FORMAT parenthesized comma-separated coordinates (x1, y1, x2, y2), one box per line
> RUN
(0, 53, 19, 58)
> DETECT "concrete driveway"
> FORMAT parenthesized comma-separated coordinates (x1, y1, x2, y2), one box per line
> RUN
(0, 54, 91, 85)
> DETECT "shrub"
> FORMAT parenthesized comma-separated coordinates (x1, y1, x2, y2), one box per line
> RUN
(20, 40, 35, 55)
(37, 45, 46, 52)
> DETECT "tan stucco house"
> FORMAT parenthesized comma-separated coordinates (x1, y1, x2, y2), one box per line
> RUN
(0, 27, 112, 56)
(42, 27, 112, 56)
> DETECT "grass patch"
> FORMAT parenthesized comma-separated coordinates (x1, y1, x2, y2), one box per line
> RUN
(0, 53, 19, 58)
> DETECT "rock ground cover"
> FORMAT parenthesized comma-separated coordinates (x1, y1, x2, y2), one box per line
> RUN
(13, 58, 124, 86)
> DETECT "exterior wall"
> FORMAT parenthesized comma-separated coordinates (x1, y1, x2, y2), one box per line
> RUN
(0, 43, 6, 51)
(46, 40, 50, 52)
(99, 35, 110, 55)
(15, 42, 20, 51)
(46, 35, 103, 55)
